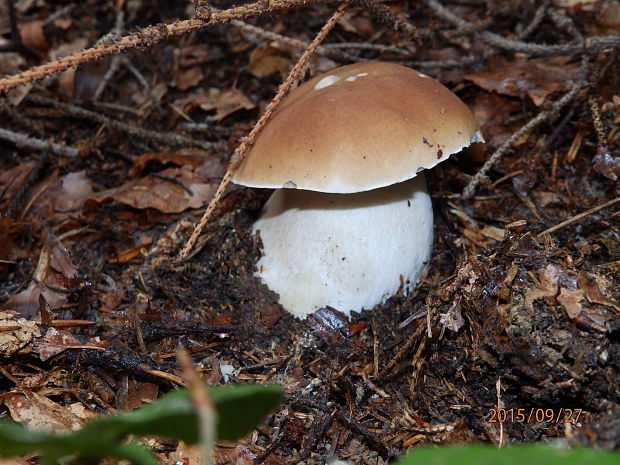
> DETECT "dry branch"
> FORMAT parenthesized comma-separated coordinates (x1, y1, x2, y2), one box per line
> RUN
(424, 0, 619, 57)
(0, 127, 78, 158)
(176, 3, 349, 262)
(0, 0, 337, 94)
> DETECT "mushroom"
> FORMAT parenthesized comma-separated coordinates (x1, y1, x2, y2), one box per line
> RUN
(233, 62, 482, 317)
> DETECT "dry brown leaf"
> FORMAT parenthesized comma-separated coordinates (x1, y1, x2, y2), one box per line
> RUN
(128, 149, 217, 177)
(557, 287, 584, 319)
(175, 88, 255, 122)
(32, 327, 82, 361)
(118, 380, 159, 410)
(0, 310, 41, 357)
(249, 43, 292, 78)
(578, 272, 620, 314)
(466, 57, 578, 106)
(1, 390, 85, 432)
(19, 20, 49, 55)
(175, 66, 204, 91)
(524, 265, 560, 312)
(85, 162, 224, 214)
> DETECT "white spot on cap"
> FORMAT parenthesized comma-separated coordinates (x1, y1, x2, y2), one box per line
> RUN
(418, 72, 429, 78)
(345, 72, 369, 82)
(283, 180, 297, 188)
(314, 75, 339, 90)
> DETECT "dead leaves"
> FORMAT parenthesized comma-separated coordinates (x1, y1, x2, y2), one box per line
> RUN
(0, 390, 87, 432)
(249, 43, 293, 78)
(174, 88, 255, 122)
(466, 57, 579, 106)
(524, 264, 619, 329)
(0, 311, 41, 357)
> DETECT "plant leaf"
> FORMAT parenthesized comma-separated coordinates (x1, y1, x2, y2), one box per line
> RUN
(0, 384, 283, 464)
(403, 444, 620, 465)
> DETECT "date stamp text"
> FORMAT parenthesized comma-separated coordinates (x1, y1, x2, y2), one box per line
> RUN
(486, 408, 591, 424)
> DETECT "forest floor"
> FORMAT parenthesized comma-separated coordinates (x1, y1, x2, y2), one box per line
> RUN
(0, 0, 619, 464)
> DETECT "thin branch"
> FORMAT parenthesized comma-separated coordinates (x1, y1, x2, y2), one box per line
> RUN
(27, 94, 213, 150)
(0, 0, 337, 94)
(537, 197, 620, 237)
(423, 0, 618, 57)
(461, 80, 586, 198)
(0, 127, 79, 157)
(176, 3, 349, 262)
(231, 19, 358, 61)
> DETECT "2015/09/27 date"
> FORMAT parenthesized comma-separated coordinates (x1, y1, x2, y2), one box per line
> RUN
(486, 408, 590, 424)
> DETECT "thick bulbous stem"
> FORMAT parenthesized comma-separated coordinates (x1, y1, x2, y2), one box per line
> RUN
(253, 175, 433, 317)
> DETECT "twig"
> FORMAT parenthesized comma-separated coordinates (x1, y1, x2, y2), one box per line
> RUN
(424, 0, 618, 57)
(176, 3, 349, 262)
(0, 0, 336, 94)
(353, 0, 428, 42)
(26, 94, 212, 150)
(231, 20, 357, 61)
(461, 80, 585, 198)
(0, 127, 79, 158)
(537, 196, 620, 238)
(178, 348, 216, 465)
(588, 95, 609, 152)
(94, 10, 126, 100)
(516, 4, 546, 39)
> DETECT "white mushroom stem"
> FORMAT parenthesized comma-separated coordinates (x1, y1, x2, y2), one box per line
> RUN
(253, 175, 433, 317)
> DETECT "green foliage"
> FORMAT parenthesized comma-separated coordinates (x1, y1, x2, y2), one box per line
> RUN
(0, 384, 282, 465)
(403, 443, 620, 465)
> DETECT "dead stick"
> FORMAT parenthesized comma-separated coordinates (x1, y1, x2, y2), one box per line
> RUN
(0, 0, 336, 94)
(461, 80, 584, 198)
(178, 348, 216, 465)
(176, 3, 349, 262)
(0, 127, 78, 157)
(537, 196, 620, 238)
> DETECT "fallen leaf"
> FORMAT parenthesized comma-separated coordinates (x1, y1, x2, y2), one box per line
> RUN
(0, 311, 41, 357)
(175, 87, 255, 122)
(19, 20, 49, 55)
(129, 150, 218, 177)
(1, 390, 84, 432)
(117, 380, 159, 410)
(32, 327, 82, 361)
(557, 287, 584, 319)
(249, 43, 292, 78)
(466, 57, 578, 106)
(175, 66, 204, 91)
(85, 162, 224, 214)
(578, 272, 620, 314)
(524, 265, 560, 312)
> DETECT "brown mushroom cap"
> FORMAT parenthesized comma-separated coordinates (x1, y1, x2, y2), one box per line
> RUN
(233, 62, 481, 194)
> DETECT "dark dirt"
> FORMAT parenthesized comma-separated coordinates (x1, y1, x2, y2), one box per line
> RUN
(1, 1, 619, 464)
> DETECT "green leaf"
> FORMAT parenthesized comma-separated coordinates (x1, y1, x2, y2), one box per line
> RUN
(0, 383, 283, 464)
(403, 444, 620, 465)
(80, 383, 283, 443)
(0, 422, 158, 465)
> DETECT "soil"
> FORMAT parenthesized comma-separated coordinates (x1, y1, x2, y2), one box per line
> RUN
(0, 1, 619, 464)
